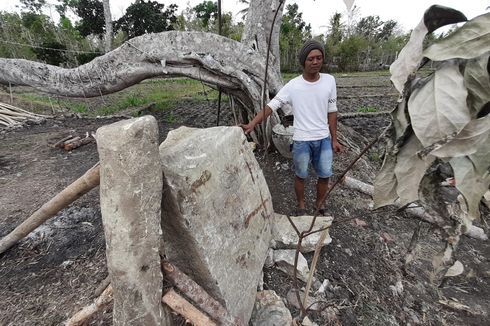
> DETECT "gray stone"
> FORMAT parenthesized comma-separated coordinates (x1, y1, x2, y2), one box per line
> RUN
(96, 116, 169, 325)
(159, 126, 273, 324)
(302, 316, 319, 326)
(264, 248, 274, 268)
(250, 290, 292, 326)
(286, 289, 322, 312)
(271, 213, 333, 253)
(273, 249, 310, 282)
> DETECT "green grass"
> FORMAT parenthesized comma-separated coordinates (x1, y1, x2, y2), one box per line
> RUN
(69, 103, 88, 114)
(356, 106, 378, 113)
(8, 72, 390, 117)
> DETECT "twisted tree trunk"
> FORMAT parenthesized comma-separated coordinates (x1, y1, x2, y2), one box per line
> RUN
(0, 0, 285, 143)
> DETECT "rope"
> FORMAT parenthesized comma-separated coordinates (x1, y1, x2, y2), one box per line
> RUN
(0, 39, 102, 54)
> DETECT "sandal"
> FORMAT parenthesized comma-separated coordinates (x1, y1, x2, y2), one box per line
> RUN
(294, 208, 307, 216)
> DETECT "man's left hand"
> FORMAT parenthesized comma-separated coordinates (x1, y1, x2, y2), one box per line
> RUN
(332, 140, 343, 153)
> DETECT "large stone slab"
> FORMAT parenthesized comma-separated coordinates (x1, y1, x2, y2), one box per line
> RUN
(159, 126, 273, 324)
(97, 116, 169, 325)
(271, 213, 333, 253)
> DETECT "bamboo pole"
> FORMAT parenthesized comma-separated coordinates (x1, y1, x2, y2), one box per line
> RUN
(0, 163, 100, 255)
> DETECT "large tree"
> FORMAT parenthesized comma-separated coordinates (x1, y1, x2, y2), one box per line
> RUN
(0, 0, 285, 142)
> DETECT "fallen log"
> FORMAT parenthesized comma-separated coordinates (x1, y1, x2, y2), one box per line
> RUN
(162, 289, 217, 326)
(0, 163, 100, 255)
(52, 135, 74, 148)
(63, 135, 93, 151)
(162, 260, 241, 326)
(65, 285, 113, 326)
(342, 176, 488, 241)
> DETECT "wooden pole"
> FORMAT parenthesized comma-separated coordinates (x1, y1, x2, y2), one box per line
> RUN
(65, 285, 113, 326)
(162, 289, 217, 326)
(162, 261, 241, 325)
(0, 163, 100, 255)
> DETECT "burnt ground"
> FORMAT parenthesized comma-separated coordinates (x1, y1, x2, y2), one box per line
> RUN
(0, 74, 489, 325)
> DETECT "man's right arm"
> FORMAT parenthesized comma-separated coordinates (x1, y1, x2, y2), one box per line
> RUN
(239, 105, 273, 134)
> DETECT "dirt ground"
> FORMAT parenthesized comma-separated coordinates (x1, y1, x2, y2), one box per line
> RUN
(0, 75, 489, 325)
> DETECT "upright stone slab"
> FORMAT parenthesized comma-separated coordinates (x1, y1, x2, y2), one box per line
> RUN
(97, 116, 169, 325)
(159, 126, 273, 324)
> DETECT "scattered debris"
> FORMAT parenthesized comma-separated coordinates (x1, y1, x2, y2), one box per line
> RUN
(52, 132, 96, 151)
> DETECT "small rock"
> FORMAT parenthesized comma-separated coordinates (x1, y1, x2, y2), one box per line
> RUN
(315, 279, 330, 295)
(344, 248, 353, 256)
(380, 232, 395, 243)
(264, 248, 274, 268)
(273, 249, 310, 282)
(351, 218, 367, 227)
(271, 214, 333, 253)
(302, 316, 319, 326)
(60, 260, 74, 269)
(286, 289, 322, 311)
(250, 290, 292, 326)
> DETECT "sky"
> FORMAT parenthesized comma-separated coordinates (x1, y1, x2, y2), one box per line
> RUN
(0, 0, 488, 34)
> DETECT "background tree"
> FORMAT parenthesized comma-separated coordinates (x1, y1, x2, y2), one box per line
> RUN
(174, 1, 241, 39)
(193, 0, 217, 28)
(102, 0, 112, 53)
(115, 0, 178, 40)
(324, 12, 344, 70)
(279, 3, 312, 72)
(19, 0, 47, 14)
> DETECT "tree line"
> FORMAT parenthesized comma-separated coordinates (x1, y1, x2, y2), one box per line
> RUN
(0, 0, 419, 72)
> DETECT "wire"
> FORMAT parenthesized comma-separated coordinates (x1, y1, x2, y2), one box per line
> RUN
(0, 39, 102, 54)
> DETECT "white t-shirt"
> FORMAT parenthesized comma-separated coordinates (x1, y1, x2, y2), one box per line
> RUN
(267, 73, 338, 141)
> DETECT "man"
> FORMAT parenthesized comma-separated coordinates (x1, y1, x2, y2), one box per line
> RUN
(240, 40, 342, 216)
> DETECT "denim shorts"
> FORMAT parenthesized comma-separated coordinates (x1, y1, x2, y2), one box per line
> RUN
(292, 137, 333, 179)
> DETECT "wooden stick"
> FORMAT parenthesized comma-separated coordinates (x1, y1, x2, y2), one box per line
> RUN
(0, 163, 100, 255)
(65, 285, 113, 326)
(162, 260, 240, 325)
(52, 135, 74, 148)
(0, 102, 51, 117)
(162, 289, 217, 326)
(64, 137, 93, 151)
(93, 275, 111, 297)
(302, 227, 329, 309)
(342, 176, 488, 241)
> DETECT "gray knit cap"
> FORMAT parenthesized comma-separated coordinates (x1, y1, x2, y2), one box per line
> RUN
(298, 40, 325, 66)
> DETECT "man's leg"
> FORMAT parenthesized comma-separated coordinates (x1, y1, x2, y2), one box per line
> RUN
(312, 138, 333, 213)
(316, 177, 329, 211)
(292, 141, 310, 214)
(294, 176, 306, 210)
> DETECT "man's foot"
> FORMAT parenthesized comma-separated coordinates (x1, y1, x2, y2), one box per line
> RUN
(317, 208, 327, 216)
(294, 208, 307, 216)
